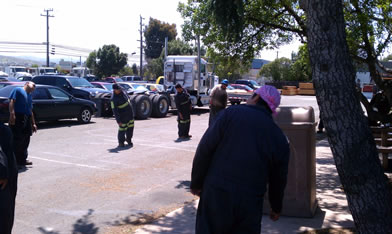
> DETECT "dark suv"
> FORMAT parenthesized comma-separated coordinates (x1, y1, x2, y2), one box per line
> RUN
(234, 79, 260, 90)
(32, 75, 112, 116)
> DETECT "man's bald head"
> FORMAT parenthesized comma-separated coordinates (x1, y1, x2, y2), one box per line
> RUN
(24, 81, 36, 94)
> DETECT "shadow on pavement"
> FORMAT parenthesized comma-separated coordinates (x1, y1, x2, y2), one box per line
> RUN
(37, 209, 99, 234)
(37, 120, 96, 130)
(175, 180, 191, 190)
(107, 145, 133, 153)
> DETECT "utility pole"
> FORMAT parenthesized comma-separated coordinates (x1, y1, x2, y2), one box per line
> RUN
(41, 9, 54, 67)
(139, 15, 144, 78)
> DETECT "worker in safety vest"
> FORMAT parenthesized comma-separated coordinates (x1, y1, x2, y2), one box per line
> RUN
(174, 83, 192, 140)
(111, 84, 134, 147)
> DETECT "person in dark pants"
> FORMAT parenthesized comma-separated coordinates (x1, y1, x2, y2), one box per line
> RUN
(174, 83, 192, 139)
(209, 79, 228, 126)
(111, 84, 134, 148)
(190, 85, 290, 234)
(317, 115, 324, 134)
(9, 81, 37, 168)
(0, 121, 18, 234)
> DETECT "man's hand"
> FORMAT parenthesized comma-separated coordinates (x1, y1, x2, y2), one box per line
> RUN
(190, 188, 201, 197)
(269, 210, 280, 221)
(118, 122, 122, 126)
(32, 124, 38, 133)
(179, 113, 183, 120)
(9, 113, 15, 126)
(0, 179, 8, 190)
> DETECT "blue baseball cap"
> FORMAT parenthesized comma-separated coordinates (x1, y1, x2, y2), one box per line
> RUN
(221, 79, 229, 85)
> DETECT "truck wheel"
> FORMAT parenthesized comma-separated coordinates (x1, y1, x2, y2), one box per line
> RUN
(135, 95, 152, 120)
(151, 95, 169, 118)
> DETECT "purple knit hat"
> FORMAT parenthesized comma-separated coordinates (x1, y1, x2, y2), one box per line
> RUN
(254, 85, 281, 115)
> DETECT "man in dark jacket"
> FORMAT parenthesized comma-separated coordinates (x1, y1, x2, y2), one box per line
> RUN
(0, 121, 18, 234)
(190, 85, 290, 234)
(174, 84, 192, 139)
(111, 84, 134, 147)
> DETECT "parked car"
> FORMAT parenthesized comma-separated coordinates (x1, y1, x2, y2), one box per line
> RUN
(90, 82, 113, 92)
(230, 84, 254, 93)
(0, 84, 96, 123)
(0, 81, 25, 89)
(32, 75, 112, 116)
(117, 82, 150, 94)
(234, 79, 260, 90)
(142, 83, 165, 93)
(121, 76, 142, 82)
(226, 85, 253, 105)
(104, 77, 124, 83)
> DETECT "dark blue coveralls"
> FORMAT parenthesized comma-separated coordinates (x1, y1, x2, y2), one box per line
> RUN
(0, 122, 18, 234)
(174, 90, 192, 138)
(191, 104, 290, 234)
(111, 91, 134, 145)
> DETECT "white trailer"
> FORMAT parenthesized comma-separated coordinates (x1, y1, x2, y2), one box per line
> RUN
(164, 55, 217, 108)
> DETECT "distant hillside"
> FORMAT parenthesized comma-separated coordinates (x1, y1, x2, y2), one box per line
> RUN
(0, 55, 44, 66)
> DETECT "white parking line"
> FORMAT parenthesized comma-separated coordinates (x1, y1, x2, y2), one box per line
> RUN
(29, 156, 109, 170)
(136, 143, 196, 153)
(42, 152, 80, 159)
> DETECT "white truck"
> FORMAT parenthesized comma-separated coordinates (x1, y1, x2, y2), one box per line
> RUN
(164, 55, 218, 108)
(71, 67, 90, 77)
(28, 67, 57, 76)
(4, 66, 31, 78)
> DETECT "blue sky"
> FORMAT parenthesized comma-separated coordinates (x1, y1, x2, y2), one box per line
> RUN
(1, 0, 301, 64)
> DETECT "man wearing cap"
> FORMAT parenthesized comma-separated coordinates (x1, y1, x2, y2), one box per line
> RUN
(174, 84, 192, 139)
(111, 84, 134, 147)
(8, 81, 37, 168)
(209, 79, 228, 126)
(190, 85, 290, 234)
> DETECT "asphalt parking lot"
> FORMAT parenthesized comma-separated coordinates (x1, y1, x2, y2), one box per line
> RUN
(12, 96, 319, 234)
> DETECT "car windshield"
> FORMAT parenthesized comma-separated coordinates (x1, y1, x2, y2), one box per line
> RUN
(44, 68, 56, 73)
(115, 78, 124, 82)
(68, 78, 93, 88)
(103, 84, 113, 90)
(226, 85, 235, 90)
(15, 68, 26, 72)
(250, 80, 259, 86)
(119, 83, 132, 89)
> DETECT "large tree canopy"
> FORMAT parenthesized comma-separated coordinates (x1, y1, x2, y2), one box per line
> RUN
(179, 0, 392, 232)
(88, 44, 127, 78)
(144, 18, 177, 59)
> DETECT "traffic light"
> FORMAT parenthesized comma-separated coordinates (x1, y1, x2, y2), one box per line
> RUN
(51, 47, 55, 55)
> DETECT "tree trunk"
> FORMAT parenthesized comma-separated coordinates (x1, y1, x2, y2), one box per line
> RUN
(303, 0, 392, 232)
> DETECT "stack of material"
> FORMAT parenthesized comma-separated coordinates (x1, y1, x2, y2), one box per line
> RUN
(298, 83, 316, 95)
(281, 86, 298, 95)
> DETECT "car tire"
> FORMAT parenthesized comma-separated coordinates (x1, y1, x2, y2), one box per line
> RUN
(134, 95, 152, 120)
(151, 94, 169, 118)
(78, 107, 92, 124)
